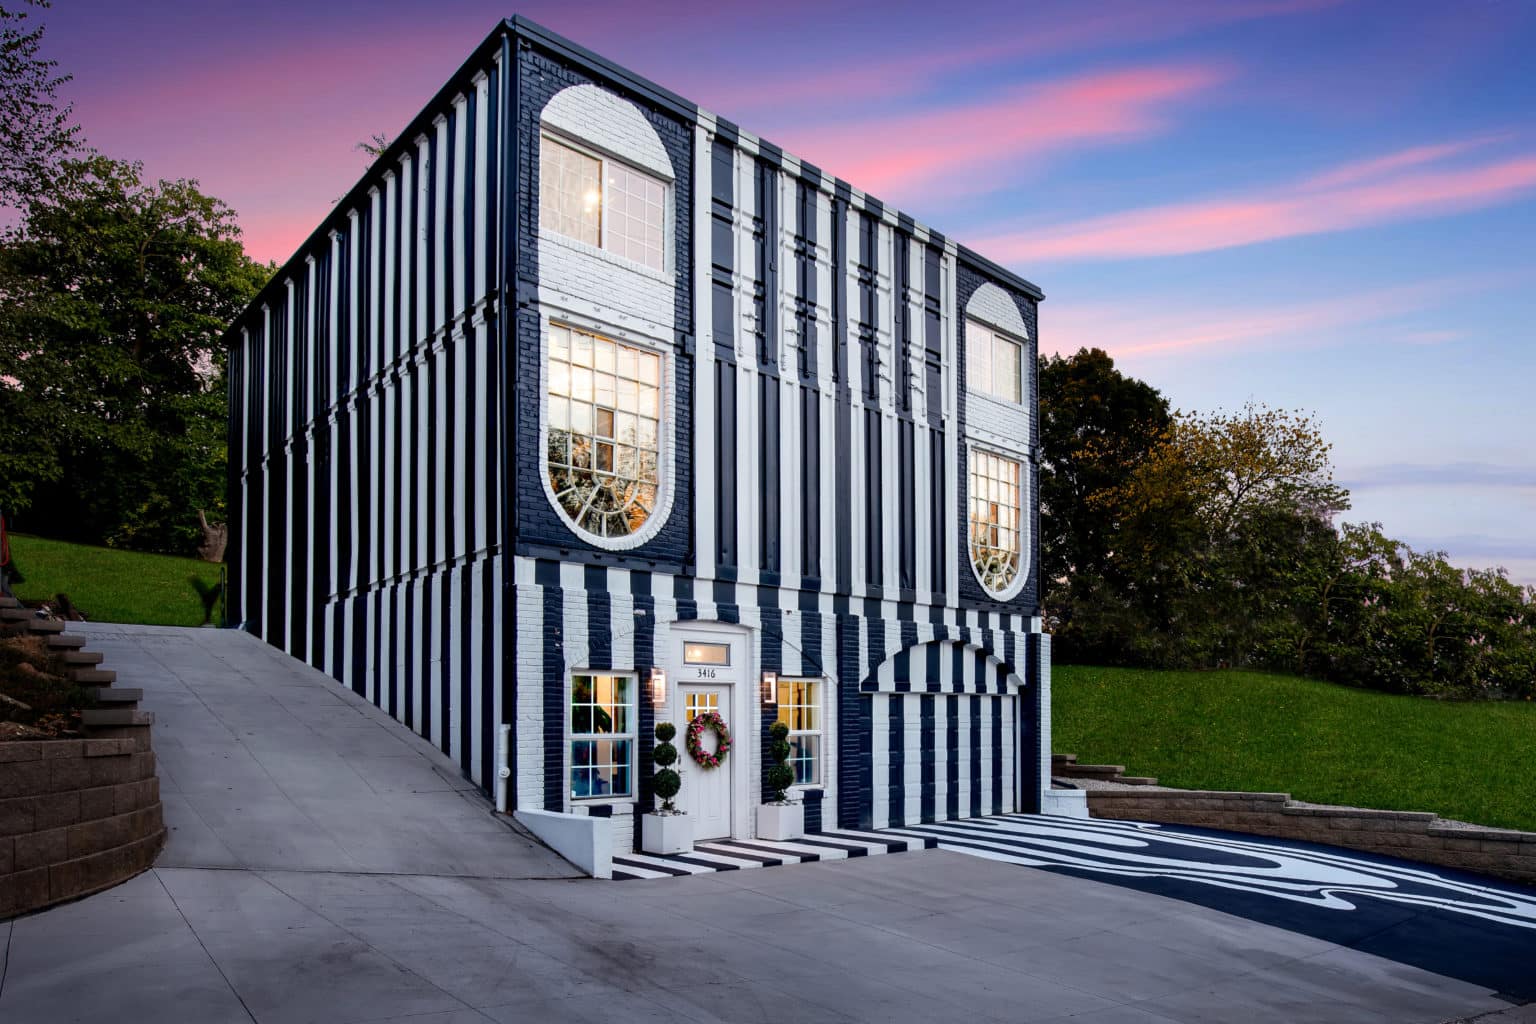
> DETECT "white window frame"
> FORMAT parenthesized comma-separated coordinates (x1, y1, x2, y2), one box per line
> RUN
(776, 677, 827, 790)
(966, 442, 1029, 601)
(567, 670, 638, 803)
(539, 132, 668, 273)
(966, 318, 1024, 405)
(543, 320, 669, 548)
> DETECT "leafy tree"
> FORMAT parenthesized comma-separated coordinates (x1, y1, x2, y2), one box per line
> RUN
(1036, 348, 1171, 657)
(1, 0, 79, 207)
(0, 155, 271, 553)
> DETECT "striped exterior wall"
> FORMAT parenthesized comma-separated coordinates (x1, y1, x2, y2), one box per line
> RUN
(225, 20, 1050, 841)
(227, 45, 510, 791)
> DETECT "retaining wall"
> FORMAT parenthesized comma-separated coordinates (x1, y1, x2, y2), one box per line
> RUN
(1084, 788, 1536, 887)
(0, 734, 165, 918)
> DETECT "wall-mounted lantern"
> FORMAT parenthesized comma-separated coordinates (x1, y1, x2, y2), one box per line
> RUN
(648, 667, 667, 705)
(760, 670, 778, 706)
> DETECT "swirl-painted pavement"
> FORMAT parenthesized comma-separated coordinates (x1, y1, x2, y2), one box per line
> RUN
(892, 814, 1536, 1001)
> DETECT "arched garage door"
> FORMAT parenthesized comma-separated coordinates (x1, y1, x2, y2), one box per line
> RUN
(862, 642, 1027, 829)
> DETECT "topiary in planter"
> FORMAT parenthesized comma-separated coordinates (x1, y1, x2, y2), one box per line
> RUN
(653, 721, 681, 812)
(765, 720, 794, 804)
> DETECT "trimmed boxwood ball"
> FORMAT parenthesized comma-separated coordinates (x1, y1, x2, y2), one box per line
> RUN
(653, 721, 681, 812)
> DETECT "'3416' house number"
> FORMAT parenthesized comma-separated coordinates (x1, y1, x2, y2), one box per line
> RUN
(693, 667, 719, 679)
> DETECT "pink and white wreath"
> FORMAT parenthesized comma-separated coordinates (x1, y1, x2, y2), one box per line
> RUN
(685, 711, 733, 769)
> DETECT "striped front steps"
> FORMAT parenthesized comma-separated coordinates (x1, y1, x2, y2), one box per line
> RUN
(612, 829, 937, 880)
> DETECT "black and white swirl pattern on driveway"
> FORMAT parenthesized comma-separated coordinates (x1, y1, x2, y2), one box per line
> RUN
(893, 814, 1536, 1002)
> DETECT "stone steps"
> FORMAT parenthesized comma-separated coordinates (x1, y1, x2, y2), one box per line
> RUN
(60, 649, 105, 666)
(69, 668, 116, 686)
(86, 687, 143, 704)
(46, 633, 87, 650)
(80, 708, 154, 728)
(1053, 753, 1158, 786)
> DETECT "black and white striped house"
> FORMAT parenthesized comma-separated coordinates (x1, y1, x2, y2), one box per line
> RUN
(225, 16, 1055, 860)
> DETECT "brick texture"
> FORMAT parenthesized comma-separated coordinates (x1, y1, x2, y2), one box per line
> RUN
(1, 723, 165, 920)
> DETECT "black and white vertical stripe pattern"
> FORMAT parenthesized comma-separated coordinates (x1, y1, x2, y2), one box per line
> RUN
(228, 57, 506, 791)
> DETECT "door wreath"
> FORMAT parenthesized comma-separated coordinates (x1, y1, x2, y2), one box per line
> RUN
(685, 711, 733, 769)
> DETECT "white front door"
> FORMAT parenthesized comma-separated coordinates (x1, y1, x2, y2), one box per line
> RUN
(676, 683, 733, 840)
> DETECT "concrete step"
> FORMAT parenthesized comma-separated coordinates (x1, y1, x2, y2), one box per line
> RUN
(60, 649, 105, 666)
(1, 607, 31, 622)
(46, 634, 87, 649)
(87, 687, 142, 704)
(0, 594, 20, 608)
(24, 618, 64, 635)
(1062, 763, 1127, 777)
(69, 668, 116, 686)
(1119, 777, 1160, 786)
(80, 708, 153, 728)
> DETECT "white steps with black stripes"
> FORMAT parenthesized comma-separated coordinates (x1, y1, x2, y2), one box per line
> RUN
(611, 829, 937, 881)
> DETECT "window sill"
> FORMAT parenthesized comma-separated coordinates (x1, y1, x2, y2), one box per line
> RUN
(540, 231, 675, 286)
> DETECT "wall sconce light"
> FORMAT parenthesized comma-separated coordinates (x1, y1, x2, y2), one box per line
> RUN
(648, 667, 667, 705)
(760, 671, 778, 706)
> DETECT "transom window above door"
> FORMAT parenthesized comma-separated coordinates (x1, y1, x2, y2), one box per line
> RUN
(966, 319, 1023, 404)
(546, 323, 662, 541)
(539, 134, 666, 272)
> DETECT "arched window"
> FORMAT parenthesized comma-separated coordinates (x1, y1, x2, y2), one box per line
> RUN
(969, 448, 1022, 595)
(546, 323, 662, 539)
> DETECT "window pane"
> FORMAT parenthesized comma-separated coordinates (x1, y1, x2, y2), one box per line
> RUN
(995, 336, 1021, 403)
(966, 322, 991, 395)
(547, 324, 664, 539)
(540, 137, 600, 247)
(788, 735, 819, 785)
(605, 162, 666, 271)
(969, 449, 1023, 594)
(684, 642, 730, 665)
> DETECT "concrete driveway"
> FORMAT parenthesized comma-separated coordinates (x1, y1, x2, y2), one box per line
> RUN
(0, 624, 1528, 1023)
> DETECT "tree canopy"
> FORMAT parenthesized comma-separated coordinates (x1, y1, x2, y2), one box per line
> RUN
(1039, 347, 1535, 700)
(0, 1, 78, 208)
(0, 155, 272, 553)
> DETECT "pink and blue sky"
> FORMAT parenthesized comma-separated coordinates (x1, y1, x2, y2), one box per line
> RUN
(40, 0, 1536, 582)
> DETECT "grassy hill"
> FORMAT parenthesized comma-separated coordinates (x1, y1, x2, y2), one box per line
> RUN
(6, 534, 221, 628)
(1053, 665, 1536, 833)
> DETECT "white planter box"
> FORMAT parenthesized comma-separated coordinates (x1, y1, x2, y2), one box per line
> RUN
(757, 801, 804, 841)
(641, 812, 692, 855)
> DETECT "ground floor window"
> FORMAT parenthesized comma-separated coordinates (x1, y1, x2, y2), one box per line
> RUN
(776, 679, 822, 786)
(570, 673, 634, 800)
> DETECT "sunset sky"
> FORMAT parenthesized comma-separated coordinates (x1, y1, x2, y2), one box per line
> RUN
(37, 0, 1536, 582)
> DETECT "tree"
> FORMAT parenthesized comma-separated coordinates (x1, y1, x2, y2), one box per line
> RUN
(1036, 348, 1171, 655)
(0, 1, 79, 208)
(0, 155, 271, 554)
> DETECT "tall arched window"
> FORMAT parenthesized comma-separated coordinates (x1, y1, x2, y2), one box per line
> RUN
(969, 448, 1022, 595)
(546, 323, 662, 539)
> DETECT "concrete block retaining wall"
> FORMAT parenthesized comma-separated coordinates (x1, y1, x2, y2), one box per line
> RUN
(0, 732, 165, 918)
(1084, 788, 1536, 887)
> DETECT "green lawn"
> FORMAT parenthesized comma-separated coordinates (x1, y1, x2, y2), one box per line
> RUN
(7, 534, 222, 627)
(1053, 665, 1536, 833)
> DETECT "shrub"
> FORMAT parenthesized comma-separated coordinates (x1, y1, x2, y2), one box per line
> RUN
(653, 721, 681, 812)
(765, 720, 794, 803)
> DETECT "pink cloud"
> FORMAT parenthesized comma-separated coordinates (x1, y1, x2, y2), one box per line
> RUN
(976, 139, 1536, 263)
(690, 0, 1335, 116)
(1045, 272, 1512, 358)
(774, 64, 1225, 198)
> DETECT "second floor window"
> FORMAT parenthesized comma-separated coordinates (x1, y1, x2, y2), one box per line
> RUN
(547, 323, 662, 540)
(966, 319, 1023, 404)
(540, 135, 666, 272)
(969, 448, 1023, 595)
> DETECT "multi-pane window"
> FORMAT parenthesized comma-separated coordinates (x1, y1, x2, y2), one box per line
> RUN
(969, 449, 1023, 594)
(775, 679, 822, 786)
(539, 136, 601, 247)
(547, 323, 662, 539)
(965, 320, 1023, 404)
(539, 134, 666, 272)
(570, 674, 634, 800)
